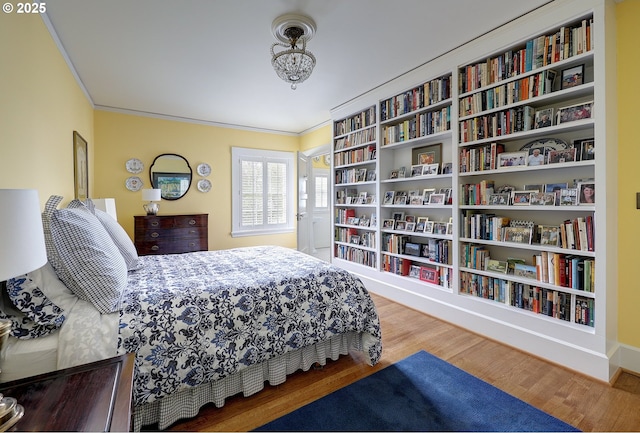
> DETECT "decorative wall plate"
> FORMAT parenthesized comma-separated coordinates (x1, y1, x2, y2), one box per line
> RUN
(197, 179, 212, 193)
(197, 163, 211, 177)
(125, 158, 144, 174)
(125, 176, 143, 191)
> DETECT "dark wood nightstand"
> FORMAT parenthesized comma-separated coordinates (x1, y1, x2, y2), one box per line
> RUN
(134, 214, 208, 255)
(0, 353, 135, 432)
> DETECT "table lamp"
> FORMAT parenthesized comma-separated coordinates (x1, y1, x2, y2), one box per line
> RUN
(0, 189, 47, 429)
(141, 189, 161, 215)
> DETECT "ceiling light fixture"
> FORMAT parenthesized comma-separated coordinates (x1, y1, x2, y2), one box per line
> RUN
(270, 14, 317, 90)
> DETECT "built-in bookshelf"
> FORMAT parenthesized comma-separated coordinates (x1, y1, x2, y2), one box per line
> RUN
(330, 0, 615, 382)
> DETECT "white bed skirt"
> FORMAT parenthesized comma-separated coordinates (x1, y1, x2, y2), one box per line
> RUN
(133, 331, 364, 431)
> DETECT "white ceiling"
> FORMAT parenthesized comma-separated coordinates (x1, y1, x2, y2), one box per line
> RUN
(44, 0, 552, 135)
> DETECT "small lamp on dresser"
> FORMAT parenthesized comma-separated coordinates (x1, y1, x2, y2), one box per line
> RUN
(141, 188, 161, 215)
(0, 189, 48, 429)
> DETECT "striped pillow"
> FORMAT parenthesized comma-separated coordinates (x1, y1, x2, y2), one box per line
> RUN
(46, 198, 127, 314)
(93, 207, 141, 271)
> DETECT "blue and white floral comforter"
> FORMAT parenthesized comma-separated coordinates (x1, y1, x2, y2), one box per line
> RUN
(117, 246, 382, 406)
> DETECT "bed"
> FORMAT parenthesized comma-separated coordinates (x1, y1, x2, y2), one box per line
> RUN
(0, 196, 382, 430)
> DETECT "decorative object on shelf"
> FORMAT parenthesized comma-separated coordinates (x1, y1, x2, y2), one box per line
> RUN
(73, 131, 88, 201)
(270, 14, 316, 90)
(125, 158, 144, 174)
(0, 189, 48, 426)
(125, 176, 143, 192)
(141, 188, 161, 215)
(196, 163, 211, 177)
(197, 179, 212, 193)
(412, 143, 442, 165)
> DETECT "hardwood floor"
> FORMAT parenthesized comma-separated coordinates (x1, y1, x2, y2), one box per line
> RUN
(168, 293, 640, 432)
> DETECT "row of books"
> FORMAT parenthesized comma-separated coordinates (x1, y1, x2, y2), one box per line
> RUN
(334, 127, 377, 150)
(458, 17, 593, 93)
(381, 107, 451, 146)
(459, 69, 557, 117)
(459, 105, 535, 143)
(334, 245, 376, 267)
(382, 234, 452, 265)
(334, 106, 376, 136)
(334, 168, 376, 185)
(335, 228, 375, 248)
(383, 257, 452, 288)
(380, 75, 451, 122)
(511, 284, 571, 321)
(334, 145, 376, 166)
(534, 252, 595, 292)
(460, 180, 497, 205)
(459, 143, 505, 173)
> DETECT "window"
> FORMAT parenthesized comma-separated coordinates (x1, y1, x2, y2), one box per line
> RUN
(231, 147, 295, 236)
(314, 174, 329, 209)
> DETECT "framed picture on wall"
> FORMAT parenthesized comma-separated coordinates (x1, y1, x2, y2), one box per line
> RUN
(73, 131, 88, 201)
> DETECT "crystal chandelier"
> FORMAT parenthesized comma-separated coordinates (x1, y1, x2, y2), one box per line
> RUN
(271, 14, 316, 90)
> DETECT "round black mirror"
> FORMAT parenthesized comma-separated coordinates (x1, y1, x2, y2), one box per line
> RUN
(149, 153, 192, 200)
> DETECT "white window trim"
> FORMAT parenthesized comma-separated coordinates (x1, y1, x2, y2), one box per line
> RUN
(231, 147, 295, 237)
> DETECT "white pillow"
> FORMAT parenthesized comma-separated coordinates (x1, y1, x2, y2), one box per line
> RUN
(48, 199, 128, 314)
(93, 208, 141, 271)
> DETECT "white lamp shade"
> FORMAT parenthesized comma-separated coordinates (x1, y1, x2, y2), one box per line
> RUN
(142, 188, 161, 202)
(92, 198, 118, 221)
(0, 189, 47, 281)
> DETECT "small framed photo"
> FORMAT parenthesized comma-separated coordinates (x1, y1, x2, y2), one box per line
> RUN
(422, 163, 439, 176)
(405, 222, 416, 232)
(433, 222, 447, 235)
(539, 225, 561, 246)
(366, 171, 376, 182)
(557, 101, 593, 124)
(424, 221, 435, 234)
(438, 187, 452, 204)
(355, 168, 367, 183)
(498, 151, 528, 169)
(419, 267, 440, 285)
(409, 265, 421, 279)
(405, 242, 421, 256)
(391, 211, 405, 221)
(350, 235, 361, 245)
(382, 219, 396, 229)
(523, 184, 543, 192)
(446, 222, 453, 235)
(514, 263, 537, 279)
(559, 188, 579, 205)
(577, 182, 595, 205)
(512, 191, 532, 205)
(398, 167, 406, 178)
(486, 259, 508, 274)
(503, 226, 532, 244)
(415, 217, 428, 232)
(534, 108, 554, 129)
(547, 148, 577, 164)
(409, 194, 423, 205)
(411, 165, 424, 177)
(383, 190, 395, 205)
(545, 183, 568, 205)
(441, 162, 453, 174)
(422, 188, 436, 204)
(527, 147, 546, 166)
(530, 192, 557, 206)
(574, 138, 595, 161)
(561, 64, 584, 89)
(357, 192, 368, 204)
(395, 221, 406, 231)
(389, 169, 399, 179)
(428, 193, 446, 205)
(489, 193, 510, 206)
(405, 215, 416, 223)
(394, 192, 408, 205)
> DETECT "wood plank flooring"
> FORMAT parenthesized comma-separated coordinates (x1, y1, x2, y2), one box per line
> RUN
(168, 293, 640, 432)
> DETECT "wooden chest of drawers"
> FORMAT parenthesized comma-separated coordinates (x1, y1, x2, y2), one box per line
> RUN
(134, 214, 208, 255)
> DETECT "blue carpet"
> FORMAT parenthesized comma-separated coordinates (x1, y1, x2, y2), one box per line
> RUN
(255, 351, 580, 431)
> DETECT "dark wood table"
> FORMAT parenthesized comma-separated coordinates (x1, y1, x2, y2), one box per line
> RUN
(0, 353, 135, 431)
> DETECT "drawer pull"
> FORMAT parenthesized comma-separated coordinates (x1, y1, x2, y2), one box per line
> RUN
(151, 232, 160, 238)
(188, 242, 196, 247)
(151, 221, 159, 227)
(151, 245, 160, 251)
(188, 219, 196, 225)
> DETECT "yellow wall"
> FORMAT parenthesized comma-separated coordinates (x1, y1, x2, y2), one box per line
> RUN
(0, 13, 93, 204)
(616, 0, 640, 348)
(300, 124, 331, 152)
(93, 111, 301, 250)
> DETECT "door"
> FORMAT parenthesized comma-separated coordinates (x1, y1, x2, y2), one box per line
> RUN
(297, 152, 311, 254)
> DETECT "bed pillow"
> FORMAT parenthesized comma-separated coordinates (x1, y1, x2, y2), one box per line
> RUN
(0, 273, 65, 339)
(47, 198, 128, 314)
(92, 207, 141, 271)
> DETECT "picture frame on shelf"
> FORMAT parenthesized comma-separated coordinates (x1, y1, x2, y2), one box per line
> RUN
(391, 211, 405, 221)
(398, 167, 407, 178)
(513, 263, 537, 279)
(441, 162, 453, 174)
(383, 191, 395, 205)
(428, 193, 446, 205)
(534, 108, 554, 129)
(405, 242, 421, 256)
(556, 101, 593, 124)
(486, 259, 508, 274)
(547, 148, 577, 164)
(512, 191, 532, 205)
(530, 192, 556, 206)
(577, 182, 595, 205)
(446, 222, 453, 235)
(539, 225, 561, 246)
(356, 168, 367, 182)
(366, 171, 376, 182)
(422, 188, 436, 204)
(409, 265, 421, 279)
(561, 64, 584, 89)
(438, 187, 452, 204)
(527, 147, 546, 166)
(559, 188, 579, 205)
(395, 221, 406, 231)
(489, 193, 510, 205)
(357, 192, 368, 204)
(389, 169, 399, 179)
(498, 151, 528, 168)
(411, 165, 424, 177)
(408, 192, 422, 206)
(422, 163, 439, 176)
(412, 143, 442, 165)
(394, 191, 408, 205)
(350, 235, 360, 245)
(574, 138, 595, 161)
(405, 222, 416, 232)
(434, 222, 448, 235)
(419, 267, 440, 285)
(424, 221, 435, 234)
(415, 217, 428, 232)
(405, 215, 416, 223)
(503, 226, 532, 244)
(545, 183, 568, 205)
(523, 184, 543, 192)
(382, 219, 395, 229)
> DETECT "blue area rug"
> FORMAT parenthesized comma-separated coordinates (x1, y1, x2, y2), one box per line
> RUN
(255, 350, 579, 431)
